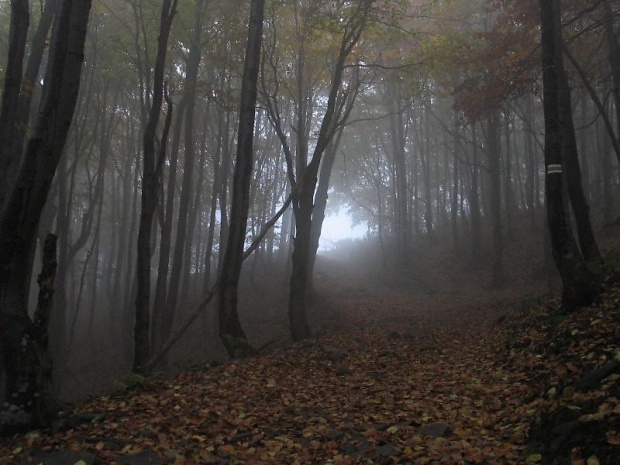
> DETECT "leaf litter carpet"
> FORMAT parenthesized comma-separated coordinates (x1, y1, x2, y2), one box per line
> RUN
(1, 257, 619, 464)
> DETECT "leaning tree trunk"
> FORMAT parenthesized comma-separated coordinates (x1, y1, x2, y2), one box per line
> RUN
(307, 128, 344, 292)
(217, 0, 265, 359)
(557, 45, 600, 263)
(0, 0, 92, 435)
(538, 0, 597, 310)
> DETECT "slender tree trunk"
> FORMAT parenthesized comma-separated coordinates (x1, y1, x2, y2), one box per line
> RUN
(133, 0, 177, 374)
(165, 1, 205, 328)
(308, 129, 343, 290)
(387, 84, 409, 261)
(217, 112, 232, 274)
(504, 113, 514, 236)
(603, 0, 620, 143)
(451, 113, 460, 253)
(181, 108, 210, 307)
(203, 111, 223, 293)
(152, 97, 185, 349)
(487, 112, 505, 286)
(421, 110, 434, 241)
(558, 53, 600, 263)
(218, 0, 264, 358)
(470, 124, 481, 264)
(600, 109, 614, 225)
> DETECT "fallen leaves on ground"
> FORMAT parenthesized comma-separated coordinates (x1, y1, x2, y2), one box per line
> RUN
(1, 259, 619, 464)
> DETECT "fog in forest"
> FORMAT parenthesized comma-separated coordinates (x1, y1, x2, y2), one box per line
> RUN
(0, 1, 619, 461)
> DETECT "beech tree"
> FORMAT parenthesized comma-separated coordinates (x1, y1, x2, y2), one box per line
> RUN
(0, 0, 92, 434)
(134, 0, 178, 374)
(539, 0, 597, 309)
(218, 0, 265, 358)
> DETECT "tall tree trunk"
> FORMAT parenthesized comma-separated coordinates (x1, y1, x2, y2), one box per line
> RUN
(218, 0, 264, 359)
(603, 0, 620, 143)
(0, 0, 92, 435)
(504, 113, 514, 237)
(524, 95, 538, 229)
(387, 84, 409, 261)
(152, 97, 185, 349)
(538, 0, 597, 310)
(288, 2, 372, 341)
(165, 0, 205, 330)
(420, 110, 434, 241)
(307, 129, 343, 290)
(451, 113, 460, 253)
(0, 0, 30, 208)
(487, 111, 505, 286)
(133, 0, 177, 374)
(203, 110, 224, 293)
(470, 124, 482, 264)
(558, 49, 600, 263)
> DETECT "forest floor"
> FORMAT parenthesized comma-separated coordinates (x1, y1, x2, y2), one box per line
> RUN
(1, 235, 620, 464)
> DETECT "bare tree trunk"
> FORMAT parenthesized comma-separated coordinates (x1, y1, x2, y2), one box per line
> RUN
(523, 95, 538, 229)
(487, 112, 505, 286)
(470, 124, 482, 264)
(504, 113, 514, 237)
(539, 0, 597, 310)
(0, 0, 91, 434)
(387, 84, 409, 261)
(203, 110, 223, 293)
(218, 0, 264, 358)
(420, 109, 435, 241)
(603, 0, 620, 143)
(165, 0, 205, 329)
(451, 113, 460, 253)
(152, 97, 185, 348)
(308, 128, 345, 290)
(558, 51, 600, 263)
(288, 2, 372, 341)
(0, 0, 30, 208)
(133, 0, 177, 374)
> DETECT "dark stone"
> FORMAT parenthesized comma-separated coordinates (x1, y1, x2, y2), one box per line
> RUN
(51, 412, 106, 432)
(550, 420, 580, 439)
(115, 450, 163, 465)
(375, 442, 400, 458)
(325, 429, 345, 440)
(576, 360, 620, 390)
(403, 328, 425, 340)
(372, 423, 390, 431)
(29, 450, 95, 465)
(335, 366, 352, 376)
(418, 422, 451, 438)
(339, 440, 372, 457)
(320, 346, 345, 361)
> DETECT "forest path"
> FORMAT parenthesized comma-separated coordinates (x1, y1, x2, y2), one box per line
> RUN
(0, 254, 556, 464)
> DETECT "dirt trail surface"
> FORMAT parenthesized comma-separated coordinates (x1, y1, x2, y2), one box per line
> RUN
(1, 253, 619, 464)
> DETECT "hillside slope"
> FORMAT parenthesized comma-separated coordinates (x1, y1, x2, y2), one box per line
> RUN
(1, 238, 619, 464)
